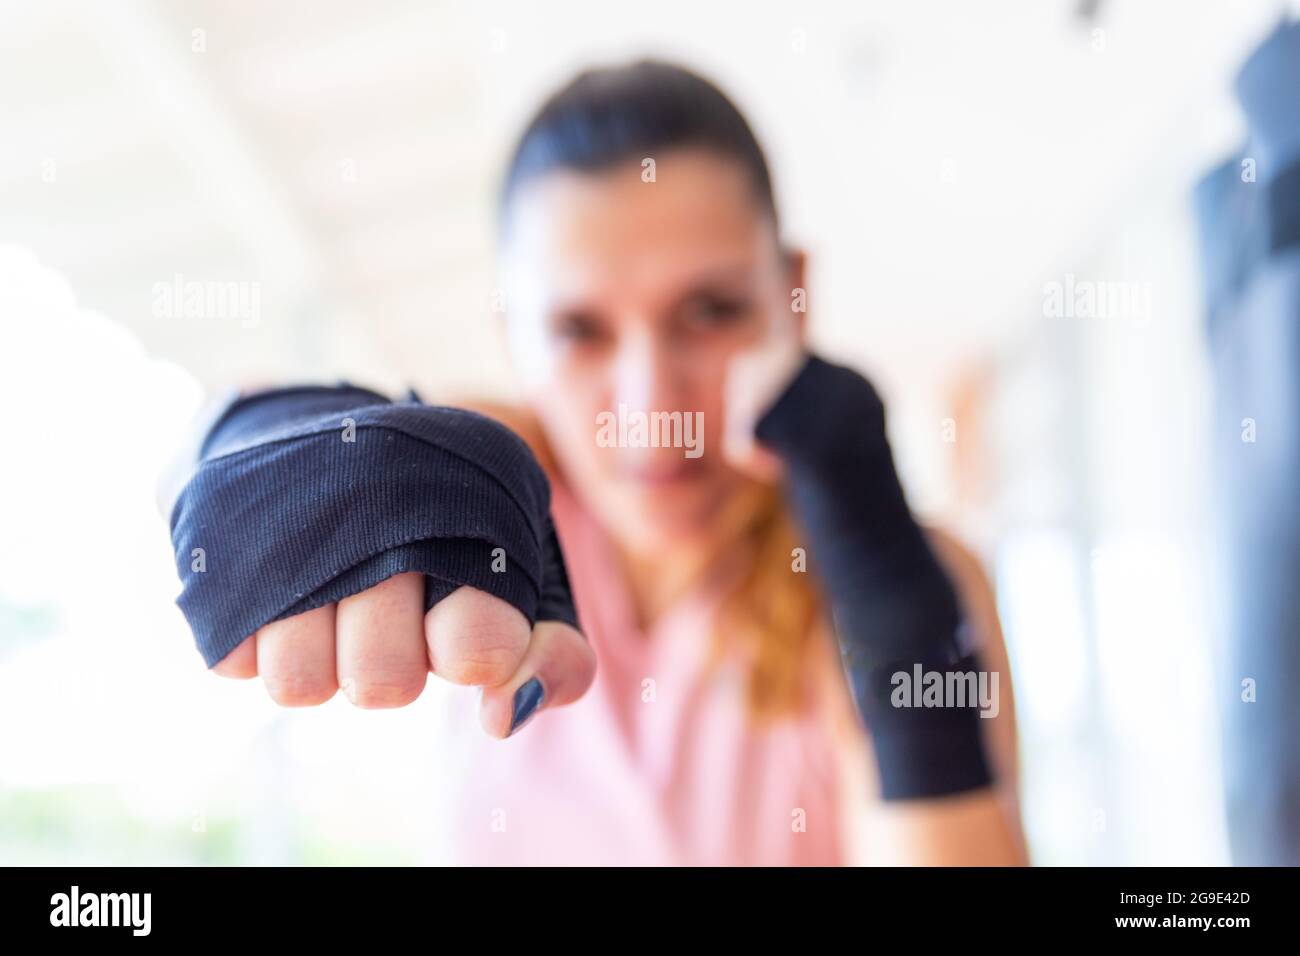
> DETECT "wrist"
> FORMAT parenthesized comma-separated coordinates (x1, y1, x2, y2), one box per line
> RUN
(856, 649, 995, 801)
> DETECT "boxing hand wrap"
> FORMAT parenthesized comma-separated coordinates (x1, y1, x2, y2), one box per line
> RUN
(755, 355, 993, 800)
(170, 384, 580, 668)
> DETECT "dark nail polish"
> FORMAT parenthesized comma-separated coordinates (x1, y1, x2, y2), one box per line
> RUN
(509, 677, 545, 735)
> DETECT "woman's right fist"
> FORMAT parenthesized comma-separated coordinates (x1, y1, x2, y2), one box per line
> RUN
(170, 385, 590, 736)
(213, 574, 595, 737)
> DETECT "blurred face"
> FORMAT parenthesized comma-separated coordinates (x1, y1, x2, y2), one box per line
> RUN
(501, 147, 805, 554)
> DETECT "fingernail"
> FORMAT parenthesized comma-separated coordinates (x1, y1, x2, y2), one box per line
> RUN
(509, 677, 545, 735)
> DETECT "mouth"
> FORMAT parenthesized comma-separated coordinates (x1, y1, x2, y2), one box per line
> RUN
(620, 458, 702, 486)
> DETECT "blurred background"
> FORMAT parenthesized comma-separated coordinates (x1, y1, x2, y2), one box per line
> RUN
(2, 0, 1297, 865)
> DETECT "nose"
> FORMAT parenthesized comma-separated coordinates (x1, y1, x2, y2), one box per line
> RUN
(610, 326, 688, 415)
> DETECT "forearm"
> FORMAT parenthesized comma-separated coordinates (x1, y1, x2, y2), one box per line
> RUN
(756, 354, 995, 802)
(860, 558, 1027, 865)
(867, 788, 1027, 866)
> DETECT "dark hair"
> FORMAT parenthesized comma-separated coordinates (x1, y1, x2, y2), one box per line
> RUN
(497, 59, 780, 237)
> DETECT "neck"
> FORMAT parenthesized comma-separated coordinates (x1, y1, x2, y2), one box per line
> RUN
(613, 535, 715, 630)
(603, 481, 773, 631)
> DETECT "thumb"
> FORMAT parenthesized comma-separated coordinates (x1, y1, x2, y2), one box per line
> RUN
(477, 621, 597, 738)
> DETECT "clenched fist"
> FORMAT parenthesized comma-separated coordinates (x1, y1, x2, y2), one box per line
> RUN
(168, 384, 595, 737)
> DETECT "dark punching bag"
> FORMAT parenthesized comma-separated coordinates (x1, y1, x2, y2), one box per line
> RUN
(1193, 20, 1300, 866)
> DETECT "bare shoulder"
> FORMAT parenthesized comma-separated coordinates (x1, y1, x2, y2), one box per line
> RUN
(923, 526, 997, 623)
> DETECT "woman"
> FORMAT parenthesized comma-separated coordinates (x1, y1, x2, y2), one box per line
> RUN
(171, 60, 1027, 865)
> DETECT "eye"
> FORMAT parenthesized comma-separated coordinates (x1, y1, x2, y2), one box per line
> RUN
(552, 310, 606, 344)
(681, 294, 752, 329)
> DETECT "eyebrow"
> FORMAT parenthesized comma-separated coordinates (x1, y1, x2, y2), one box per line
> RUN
(544, 261, 762, 317)
(665, 263, 760, 306)
(685, 262, 759, 285)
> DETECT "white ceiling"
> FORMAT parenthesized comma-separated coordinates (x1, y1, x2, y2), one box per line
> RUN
(1, 0, 1291, 397)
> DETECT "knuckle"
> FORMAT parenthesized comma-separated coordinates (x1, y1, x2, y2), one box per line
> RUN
(438, 643, 522, 686)
(343, 674, 426, 709)
(263, 674, 335, 707)
(573, 645, 598, 689)
(211, 659, 256, 680)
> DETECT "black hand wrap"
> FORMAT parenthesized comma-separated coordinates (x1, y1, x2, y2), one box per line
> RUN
(755, 355, 993, 800)
(170, 384, 580, 668)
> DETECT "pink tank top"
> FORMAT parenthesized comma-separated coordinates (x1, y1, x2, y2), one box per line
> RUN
(439, 479, 851, 865)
